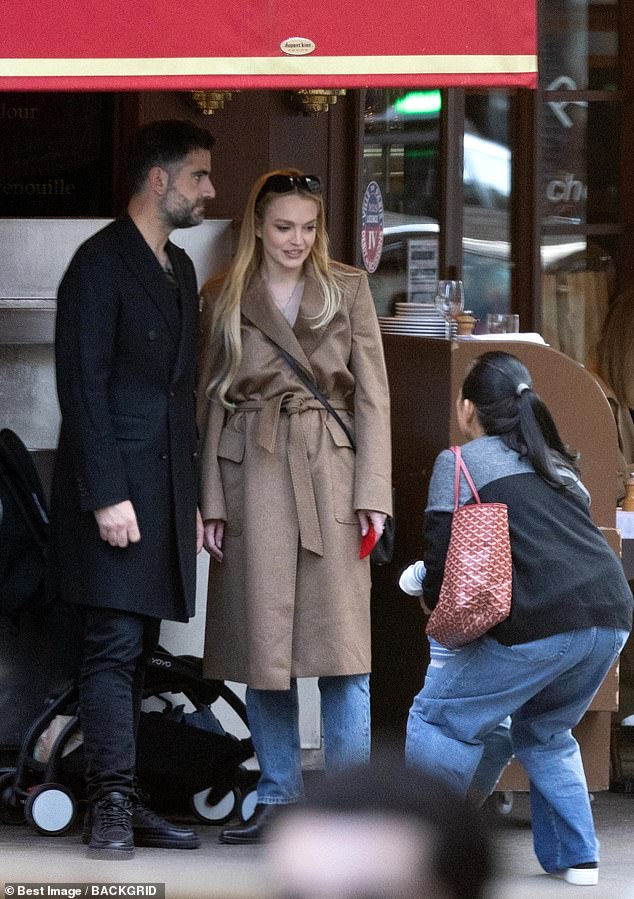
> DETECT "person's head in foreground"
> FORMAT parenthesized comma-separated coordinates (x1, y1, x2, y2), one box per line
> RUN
(266, 752, 493, 899)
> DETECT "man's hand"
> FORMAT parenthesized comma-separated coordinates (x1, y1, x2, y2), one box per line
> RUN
(94, 500, 141, 548)
(196, 507, 204, 554)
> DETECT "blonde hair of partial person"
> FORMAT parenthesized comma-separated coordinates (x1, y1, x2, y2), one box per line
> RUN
(595, 288, 634, 409)
(205, 168, 345, 409)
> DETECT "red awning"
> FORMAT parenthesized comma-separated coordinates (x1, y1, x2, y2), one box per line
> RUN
(0, 0, 536, 91)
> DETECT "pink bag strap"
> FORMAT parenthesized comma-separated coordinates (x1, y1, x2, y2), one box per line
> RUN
(450, 446, 481, 510)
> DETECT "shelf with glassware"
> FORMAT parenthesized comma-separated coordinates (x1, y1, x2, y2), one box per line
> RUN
(377, 277, 464, 339)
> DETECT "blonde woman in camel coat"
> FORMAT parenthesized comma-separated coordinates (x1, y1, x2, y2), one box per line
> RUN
(198, 170, 392, 843)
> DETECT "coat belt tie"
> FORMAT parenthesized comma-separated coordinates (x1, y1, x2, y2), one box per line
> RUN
(237, 393, 350, 557)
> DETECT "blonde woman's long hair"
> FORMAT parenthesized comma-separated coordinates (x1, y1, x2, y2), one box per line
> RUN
(205, 168, 344, 409)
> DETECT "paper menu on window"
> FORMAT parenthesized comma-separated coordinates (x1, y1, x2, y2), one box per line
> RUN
(407, 239, 438, 303)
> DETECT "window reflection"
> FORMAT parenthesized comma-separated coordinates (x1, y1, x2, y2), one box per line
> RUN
(541, 235, 615, 365)
(363, 88, 440, 219)
(362, 88, 517, 324)
(362, 89, 441, 316)
(542, 101, 618, 227)
(541, 0, 618, 92)
(538, 0, 620, 365)
(462, 91, 512, 322)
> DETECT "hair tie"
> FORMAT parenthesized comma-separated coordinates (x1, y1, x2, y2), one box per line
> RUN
(516, 382, 530, 396)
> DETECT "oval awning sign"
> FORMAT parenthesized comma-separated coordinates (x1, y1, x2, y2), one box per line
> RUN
(280, 37, 316, 56)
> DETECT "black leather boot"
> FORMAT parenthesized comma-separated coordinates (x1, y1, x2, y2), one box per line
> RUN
(219, 803, 279, 845)
(132, 798, 201, 849)
(86, 791, 134, 859)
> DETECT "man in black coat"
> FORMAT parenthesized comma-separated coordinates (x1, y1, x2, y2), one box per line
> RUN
(50, 119, 215, 859)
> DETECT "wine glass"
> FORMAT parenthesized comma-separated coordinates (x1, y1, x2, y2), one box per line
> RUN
(435, 280, 465, 337)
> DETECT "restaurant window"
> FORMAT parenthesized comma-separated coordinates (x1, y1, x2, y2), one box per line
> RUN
(462, 91, 513, 323)
(358, 0, 626, 346)
(359, 87, 515, 329)
(538, 0, 621, 366)
(360, 88, 441, 318)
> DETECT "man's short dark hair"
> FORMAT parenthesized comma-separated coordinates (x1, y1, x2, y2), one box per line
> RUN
(127, 119, 215, 196)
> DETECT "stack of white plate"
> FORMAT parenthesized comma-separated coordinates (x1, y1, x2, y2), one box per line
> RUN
(378, 302, 453, 338)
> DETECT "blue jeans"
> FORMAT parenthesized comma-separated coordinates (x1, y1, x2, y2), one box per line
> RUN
(427, 639, 513, 804)
(469, 717, 513, 804)
(246, 674, 370, 805)
(406, 627, 628, 872)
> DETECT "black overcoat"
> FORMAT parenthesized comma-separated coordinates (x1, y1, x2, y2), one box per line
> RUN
(50, 216, 199, 621)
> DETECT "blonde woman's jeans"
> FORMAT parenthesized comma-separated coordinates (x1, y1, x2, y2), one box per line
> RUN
(246, 674, 370, 805)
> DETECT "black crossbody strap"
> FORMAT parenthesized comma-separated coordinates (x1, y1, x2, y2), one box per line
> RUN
(273, 342, 356, 452)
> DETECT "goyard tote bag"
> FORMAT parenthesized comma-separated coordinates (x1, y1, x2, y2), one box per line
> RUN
(425, 445, 512, 648)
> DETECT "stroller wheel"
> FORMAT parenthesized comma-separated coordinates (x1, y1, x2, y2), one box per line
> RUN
(25, 783, 76, 835)
(239, 786, 258, 823)
(190, 786, 239, 824)
(0, 770, 25, 825)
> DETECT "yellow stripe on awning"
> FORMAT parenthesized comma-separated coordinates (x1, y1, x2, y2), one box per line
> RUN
(0, 54, 538, 78)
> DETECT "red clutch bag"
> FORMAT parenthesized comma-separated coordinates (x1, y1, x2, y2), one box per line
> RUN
(359, 524, 380, 559)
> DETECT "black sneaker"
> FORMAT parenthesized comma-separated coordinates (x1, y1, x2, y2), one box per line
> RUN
(83, 794, 201, 850)
(87, 791, 134, 860)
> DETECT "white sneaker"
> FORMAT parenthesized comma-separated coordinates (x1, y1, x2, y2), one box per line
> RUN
(557, 864, 599, 886)
(398, 561, 426, 596)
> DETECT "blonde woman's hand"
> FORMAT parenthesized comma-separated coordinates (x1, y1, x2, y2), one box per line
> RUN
(356, 509, 387, 538)
(203, 518, 225, 561)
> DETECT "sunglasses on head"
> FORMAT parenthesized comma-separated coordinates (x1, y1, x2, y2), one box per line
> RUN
(256, 174, 322, 205)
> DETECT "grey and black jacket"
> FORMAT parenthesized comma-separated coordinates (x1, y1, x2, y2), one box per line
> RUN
(423, 435, 633, 645)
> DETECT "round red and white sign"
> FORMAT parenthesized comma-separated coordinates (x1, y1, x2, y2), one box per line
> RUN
(360, 181, 384, 274)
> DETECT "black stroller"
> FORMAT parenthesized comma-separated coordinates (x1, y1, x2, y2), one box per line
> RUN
(0, 428, 259, 835)
(0, 646, 259, 835)
(0, 427, 50, 624)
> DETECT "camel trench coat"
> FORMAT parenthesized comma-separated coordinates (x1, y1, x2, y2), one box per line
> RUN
(198, 261, 392, 689)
